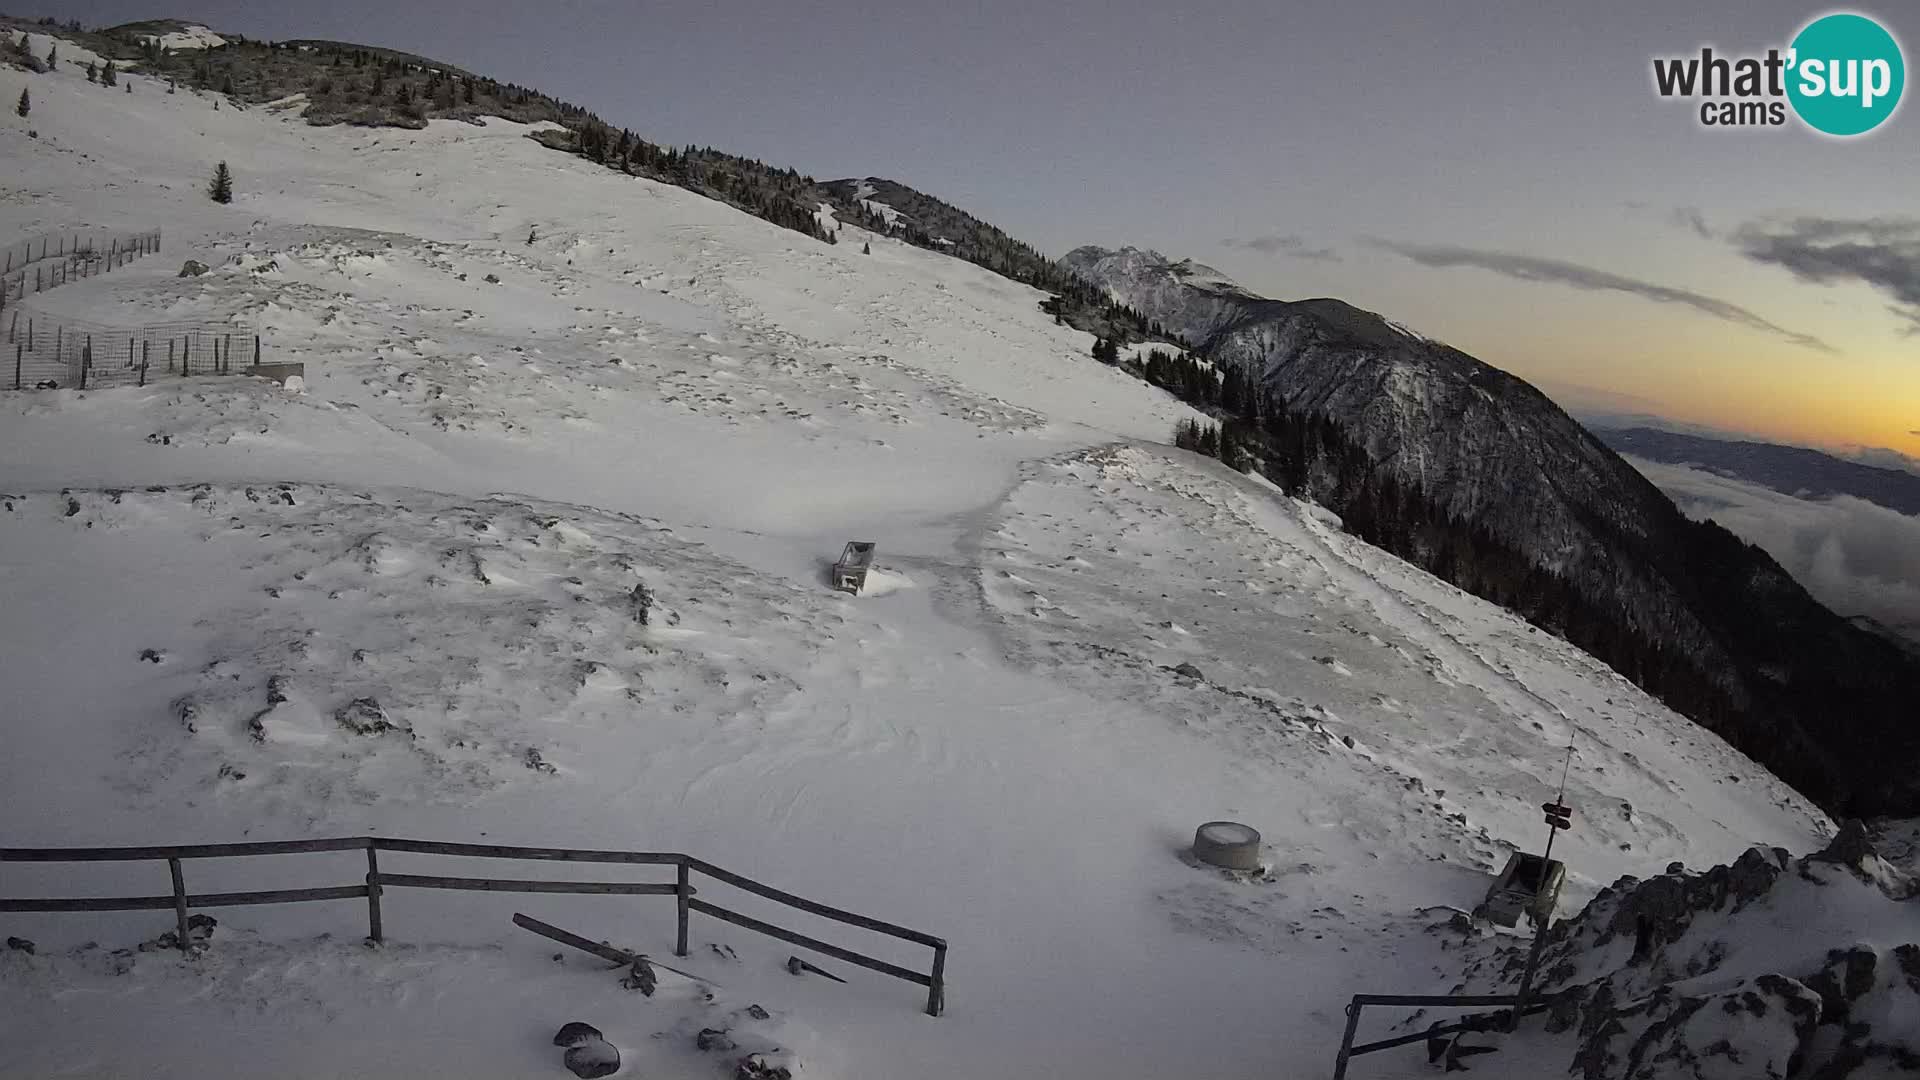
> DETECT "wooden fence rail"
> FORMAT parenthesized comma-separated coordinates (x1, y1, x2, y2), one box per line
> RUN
(0, 836, 947, 1016)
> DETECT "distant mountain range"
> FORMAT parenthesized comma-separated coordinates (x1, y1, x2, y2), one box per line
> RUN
(1062, 246, 1920, 818)
(1596, 427, 1920, 516)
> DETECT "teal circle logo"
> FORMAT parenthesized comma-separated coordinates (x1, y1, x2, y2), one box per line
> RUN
(1787, 13, 1905, 136)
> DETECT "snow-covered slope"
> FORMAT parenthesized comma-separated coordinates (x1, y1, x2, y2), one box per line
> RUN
(0, 47, 1849, 1080)
(1062, 245, 1920, 822)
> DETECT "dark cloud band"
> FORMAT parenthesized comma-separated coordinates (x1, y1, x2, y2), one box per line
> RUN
(1366, 239, 1832, 353)
(1734, 217, 1920, 336)
(1219, 234, 1341, 261)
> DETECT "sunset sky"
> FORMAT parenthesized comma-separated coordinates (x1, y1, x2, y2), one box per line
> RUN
(48, 0, 1920, 457)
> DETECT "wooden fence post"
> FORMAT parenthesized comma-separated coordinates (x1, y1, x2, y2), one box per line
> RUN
(365, 845, 384, 943)
(254, 335, 261, 366)
(167, 339, 175, 373)
(80, 341, 90, 390)
(676, 861, 690, 957)
(167, 858, 191, 953)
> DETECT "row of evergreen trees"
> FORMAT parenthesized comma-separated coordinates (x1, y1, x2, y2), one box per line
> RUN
(558, 122, 834, 244)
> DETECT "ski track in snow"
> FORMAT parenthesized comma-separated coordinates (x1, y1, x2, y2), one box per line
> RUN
(0, 60, 1833, 1079)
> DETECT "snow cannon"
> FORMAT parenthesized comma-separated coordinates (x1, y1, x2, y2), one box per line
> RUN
(1192, 821, 1263, 871)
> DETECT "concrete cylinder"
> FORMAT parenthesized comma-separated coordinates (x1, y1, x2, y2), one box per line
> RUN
(1192, 821, 1262, 870)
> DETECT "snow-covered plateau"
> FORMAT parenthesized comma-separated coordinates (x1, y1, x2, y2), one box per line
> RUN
(1, 49, 1910, 1080)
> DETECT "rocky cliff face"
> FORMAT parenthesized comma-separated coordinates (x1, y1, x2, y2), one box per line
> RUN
(1442, 822, 1919, 1079)
(1060, 245, 1920, 818)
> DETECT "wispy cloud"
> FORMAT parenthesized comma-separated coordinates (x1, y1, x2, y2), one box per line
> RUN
(1220, 234, 1341, 261)
(1733, 216, 1920, 335)
(1670, 206, 1714, 239)
(1365, 239, 1833, 353)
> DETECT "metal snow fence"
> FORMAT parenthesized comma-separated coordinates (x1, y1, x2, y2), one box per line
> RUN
(5, 311, 264, 391)
(0, 229, 162, 311)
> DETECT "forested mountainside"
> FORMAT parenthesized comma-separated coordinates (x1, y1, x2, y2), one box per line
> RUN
(1065, 246, 1920, 818)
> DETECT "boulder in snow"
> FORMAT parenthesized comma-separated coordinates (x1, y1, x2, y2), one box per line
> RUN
(334, 697, 399, 736)
(563, 1038, 620, 1078)
(551, 1022, 602, 1048)
(178, 260, 210, 277)
(735, 1053, 793, 1080)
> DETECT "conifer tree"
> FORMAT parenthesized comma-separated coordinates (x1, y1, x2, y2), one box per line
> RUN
(86, 61, 97, 82)
(14, 87, 27, 119)
(101, 60, 116, 87)
(221, 73, 235, 96)
(45, 43, 56, 67)
(862, 241, 871, 255)
(208, 161, 233, 204)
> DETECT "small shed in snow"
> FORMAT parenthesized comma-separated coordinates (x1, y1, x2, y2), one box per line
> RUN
(832, 542, 876, 594)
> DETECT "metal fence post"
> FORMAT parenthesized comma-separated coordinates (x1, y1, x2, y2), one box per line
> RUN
(365, 844, 384, 943)
(675, 860, 690, 957)
(1332, 998, 1362, 1080)
(927, 943, 947, 1017)
(167, 858, 191, 953)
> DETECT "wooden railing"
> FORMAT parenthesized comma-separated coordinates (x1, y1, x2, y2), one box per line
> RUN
(1, 836, 947, 1016)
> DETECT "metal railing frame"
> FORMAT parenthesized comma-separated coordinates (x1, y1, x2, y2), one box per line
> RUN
(1331, 993, 1553, 1078)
